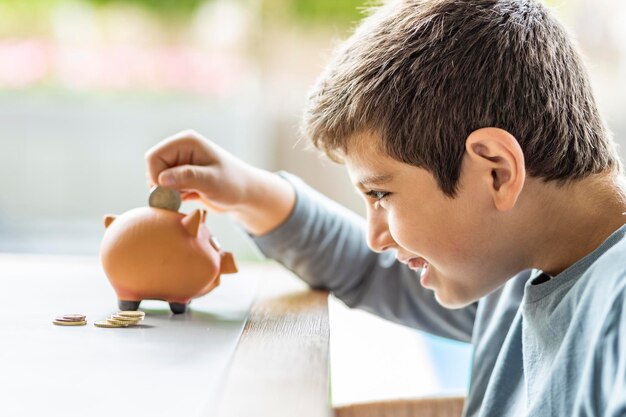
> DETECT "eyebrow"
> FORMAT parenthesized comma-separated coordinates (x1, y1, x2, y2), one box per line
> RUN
(356, 173, 394, 189)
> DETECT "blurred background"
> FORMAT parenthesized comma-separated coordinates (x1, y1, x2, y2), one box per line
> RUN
(0, 0, 624, 407)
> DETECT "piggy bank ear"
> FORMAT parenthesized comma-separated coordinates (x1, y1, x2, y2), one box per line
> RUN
(220, 252, 238, 274)
(182, 209, 202, 237)
(104, 215, 117, 229)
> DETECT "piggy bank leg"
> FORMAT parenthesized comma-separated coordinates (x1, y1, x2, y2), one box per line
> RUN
(169, 302, 188, 314)
(118, 300, 141, 311)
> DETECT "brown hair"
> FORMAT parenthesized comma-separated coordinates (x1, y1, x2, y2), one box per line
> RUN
(303, 0, 621, 196)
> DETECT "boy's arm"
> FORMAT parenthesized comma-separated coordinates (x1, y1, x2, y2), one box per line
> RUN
(251, 172, 477, 343)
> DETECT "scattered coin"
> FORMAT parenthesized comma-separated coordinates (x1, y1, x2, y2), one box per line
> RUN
(53, 313, 87, 326)
(106, 318, 130, 326)
(53, 311, 146, 329)
(61, 314, 86, 321)
(55, 317, 80, 322)
(53, 320, 87, 326)
(148, 186, 181, 212)
(94, 311, 145, 329)
(94, 320, 126, 328)
(117, 311, 145, 319)
(110, 315, 141, 323)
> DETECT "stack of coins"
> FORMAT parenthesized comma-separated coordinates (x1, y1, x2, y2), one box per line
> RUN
(53, 314, 87, 326)
(94, 311, 146, 328)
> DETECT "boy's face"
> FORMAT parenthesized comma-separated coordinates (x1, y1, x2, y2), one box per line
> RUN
(344, 132, 522, 308)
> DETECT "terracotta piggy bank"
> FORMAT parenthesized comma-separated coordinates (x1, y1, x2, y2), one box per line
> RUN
(100, 207, 237, 314)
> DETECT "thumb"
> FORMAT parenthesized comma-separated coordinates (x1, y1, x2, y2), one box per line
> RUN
(158, 165, 212, 192)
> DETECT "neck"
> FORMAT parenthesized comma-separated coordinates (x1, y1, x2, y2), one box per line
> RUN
(525, 173, 626, 276)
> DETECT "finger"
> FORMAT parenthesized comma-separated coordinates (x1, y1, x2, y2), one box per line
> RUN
(181, 191, 200, 201)
(158, 165, 216, 193)
(144, 130, 214, 186)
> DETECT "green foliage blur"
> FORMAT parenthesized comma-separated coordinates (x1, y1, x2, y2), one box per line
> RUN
(84, 0, 205, 15)
(0, 0, 369, 23)
(290, 0, 367, 24)
(0, 0, 205, 15)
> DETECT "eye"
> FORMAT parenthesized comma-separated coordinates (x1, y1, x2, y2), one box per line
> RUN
(364, 190, 391, 209)
(365, 190, 391, 201)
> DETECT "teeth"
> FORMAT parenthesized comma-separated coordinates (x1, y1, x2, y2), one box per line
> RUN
(407, 257, 428, 270)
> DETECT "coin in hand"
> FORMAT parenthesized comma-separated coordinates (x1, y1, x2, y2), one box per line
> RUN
(149, 186, 181, 212)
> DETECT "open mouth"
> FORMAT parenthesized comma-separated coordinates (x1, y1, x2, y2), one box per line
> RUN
(407, 257, 428, 271)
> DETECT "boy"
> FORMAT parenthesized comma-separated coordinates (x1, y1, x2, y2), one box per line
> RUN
(145, 0, 626, 416)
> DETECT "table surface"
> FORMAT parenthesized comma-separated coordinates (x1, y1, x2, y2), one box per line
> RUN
(216, 263, 331, 417)
(0, 254, 330, 417)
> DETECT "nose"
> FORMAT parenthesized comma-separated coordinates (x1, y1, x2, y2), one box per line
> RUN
(366, 207, 396, 253)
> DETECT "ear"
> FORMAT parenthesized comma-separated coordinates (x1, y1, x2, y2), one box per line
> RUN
(181, 209, 202, 237)
(104, 215, 117, 229)
(200, 209, 207, 224)
(219, 251, 238, 274)
(465, 127, 526, 212)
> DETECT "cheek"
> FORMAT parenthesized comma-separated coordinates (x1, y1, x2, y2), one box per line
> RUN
(387, 201, 478, 263)
(386, 207, 435, 252)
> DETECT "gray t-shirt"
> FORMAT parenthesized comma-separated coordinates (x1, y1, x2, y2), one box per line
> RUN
(251, 172, 626, 417)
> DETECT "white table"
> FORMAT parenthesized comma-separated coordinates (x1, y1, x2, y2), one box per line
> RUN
(0, 254, 331, 417)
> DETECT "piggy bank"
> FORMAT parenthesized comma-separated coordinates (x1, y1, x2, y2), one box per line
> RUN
(100, 207, 237, 314)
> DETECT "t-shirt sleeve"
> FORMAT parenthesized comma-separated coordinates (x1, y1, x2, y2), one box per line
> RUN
(250, 171, 477, 343)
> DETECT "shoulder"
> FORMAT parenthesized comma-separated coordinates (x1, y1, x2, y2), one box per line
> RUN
(593, 282, 626, 389)
(583, 229, 626, 293)
(598, 230, 626, 273)
(589, 255, 626, 349)
(578, 281, 626, 416)
(568, 232, 626, 335)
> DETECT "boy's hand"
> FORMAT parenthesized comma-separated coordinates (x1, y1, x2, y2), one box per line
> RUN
(145, 130, 295, 235)
(145, 130, 254, 213)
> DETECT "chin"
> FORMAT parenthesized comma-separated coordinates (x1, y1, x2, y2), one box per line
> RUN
(426, 268, 482, 308)
(433, 290, 476, 309)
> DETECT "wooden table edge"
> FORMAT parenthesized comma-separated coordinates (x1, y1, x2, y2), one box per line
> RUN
(216, 263, 332, 417)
